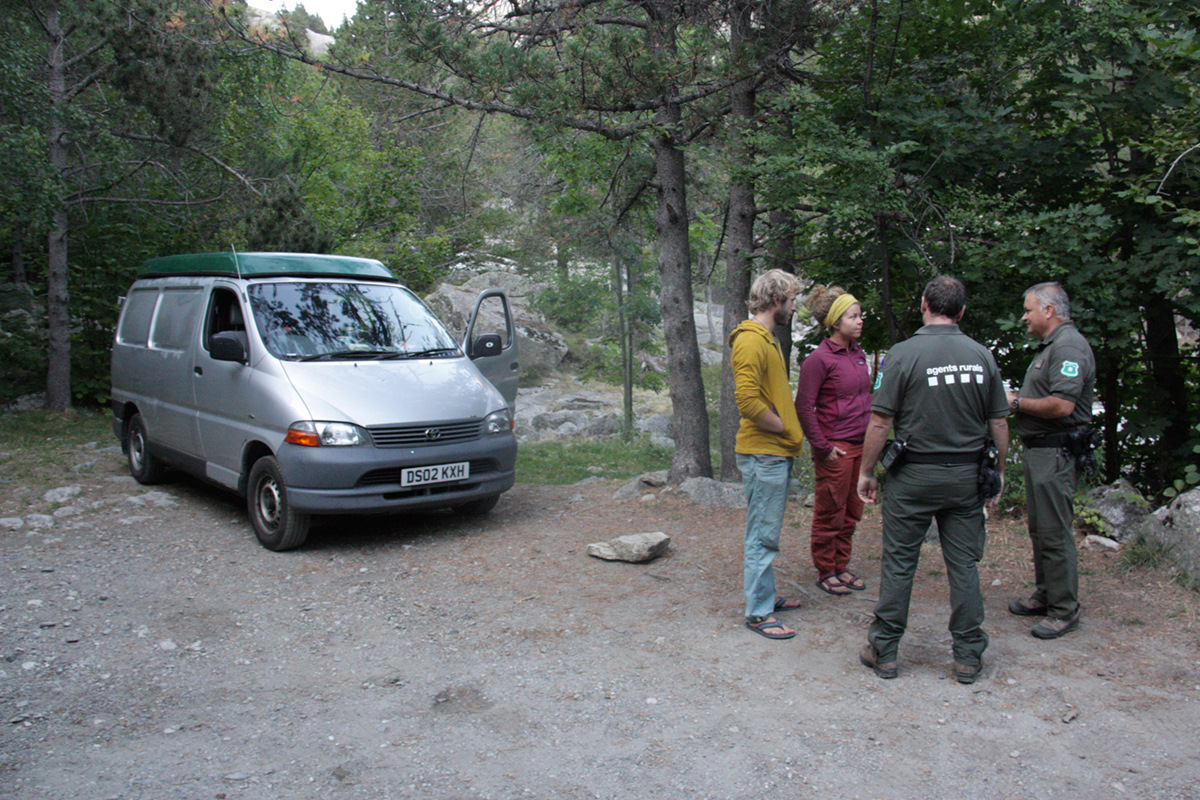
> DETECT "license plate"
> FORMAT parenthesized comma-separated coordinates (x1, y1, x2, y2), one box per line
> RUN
(401, 461, 470, 487)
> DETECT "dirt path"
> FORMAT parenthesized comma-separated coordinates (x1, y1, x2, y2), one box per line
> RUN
(2, 444, 1199, 799)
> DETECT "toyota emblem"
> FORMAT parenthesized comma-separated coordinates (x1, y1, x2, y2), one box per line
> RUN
(424, 428, 442, 441)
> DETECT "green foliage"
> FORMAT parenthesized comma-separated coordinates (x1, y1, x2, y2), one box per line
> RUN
(516, 438, 673, 484)
(755, 0, 1200, 497)
(569, 339, 665, 394)
(534, 271, 610, 333)
(0, 296, 45, 406)
(283, 4, 329, 34)
(1163, 423, 1200, 499)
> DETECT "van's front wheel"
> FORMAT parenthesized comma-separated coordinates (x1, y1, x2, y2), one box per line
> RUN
(247, 456, 310, 551)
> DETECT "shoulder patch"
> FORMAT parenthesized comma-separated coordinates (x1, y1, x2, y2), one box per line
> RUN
(1060, 361, 1079, 377)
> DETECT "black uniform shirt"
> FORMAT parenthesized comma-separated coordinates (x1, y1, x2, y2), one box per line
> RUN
(872, 324, 1009, 454)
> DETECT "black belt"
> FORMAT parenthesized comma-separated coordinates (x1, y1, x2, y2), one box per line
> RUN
(904, 451, 979, 464)
(1023, 432, 1072, 448)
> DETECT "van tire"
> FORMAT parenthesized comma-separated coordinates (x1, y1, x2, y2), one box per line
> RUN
(454, 494, 500, 516)
(247, 456, 310, 551)
(127, 414, 168, 485)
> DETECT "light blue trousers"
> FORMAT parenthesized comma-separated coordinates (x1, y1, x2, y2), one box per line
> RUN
(737, 453, 793, 619)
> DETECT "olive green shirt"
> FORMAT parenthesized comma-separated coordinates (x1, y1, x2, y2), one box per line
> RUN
(1014, 321, 1096, 438)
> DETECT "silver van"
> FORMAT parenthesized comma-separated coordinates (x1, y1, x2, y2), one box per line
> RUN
(110, 252, 518, 551)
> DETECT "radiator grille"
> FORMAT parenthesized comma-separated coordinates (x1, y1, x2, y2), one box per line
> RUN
(368, 419, 481, 448)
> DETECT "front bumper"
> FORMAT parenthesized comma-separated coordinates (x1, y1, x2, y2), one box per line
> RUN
(275, 433, 517, 514)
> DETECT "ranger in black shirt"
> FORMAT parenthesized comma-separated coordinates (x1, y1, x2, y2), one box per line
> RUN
(857, 277, 1009, 684)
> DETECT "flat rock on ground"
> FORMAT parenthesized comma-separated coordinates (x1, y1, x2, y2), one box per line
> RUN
(1, 447, 1199, 800)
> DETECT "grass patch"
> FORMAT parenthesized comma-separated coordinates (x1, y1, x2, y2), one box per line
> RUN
(1117, 534, 1173, 574)
(0, 408, 112, 452)
(0, 409, 114, 494)
(516, 437, 673, 485)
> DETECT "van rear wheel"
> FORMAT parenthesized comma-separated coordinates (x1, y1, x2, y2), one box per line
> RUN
(247, 456, 310, 551)
(127, 413, 167, 485)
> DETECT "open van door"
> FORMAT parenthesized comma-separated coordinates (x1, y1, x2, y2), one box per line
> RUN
(464, 288, 518, 409)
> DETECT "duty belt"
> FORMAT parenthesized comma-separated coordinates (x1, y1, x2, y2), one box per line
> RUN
(1022, 431, 1073, 448)
(904, 451, 979, 464)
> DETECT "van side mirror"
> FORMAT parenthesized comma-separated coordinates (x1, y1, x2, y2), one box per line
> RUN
(469, 333, 502, 360)
(210, 331, 248, 364)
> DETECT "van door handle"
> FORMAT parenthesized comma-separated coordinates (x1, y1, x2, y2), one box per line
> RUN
(194, 366, 203, 376)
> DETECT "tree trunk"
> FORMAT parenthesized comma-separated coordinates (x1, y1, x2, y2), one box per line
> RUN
(1099, 352, 1121, 484)
(613, 252, 634, 439)
(768, 205, 796, 363)
(45, 0, 72, 412)
(1144, 293, 1189, 486)
(647, 8, 711, 482)
(718, 0, 757, 481)
(9, 235, 27, 286)
(876, 216, 899, 345)
(655, 127, 711, 481)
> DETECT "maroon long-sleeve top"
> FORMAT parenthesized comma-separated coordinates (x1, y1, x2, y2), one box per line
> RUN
(794, 337, 873, 460)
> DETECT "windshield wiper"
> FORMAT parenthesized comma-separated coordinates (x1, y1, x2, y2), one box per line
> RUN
(298, 349, 395, 361)
(393, 347, 459, 359)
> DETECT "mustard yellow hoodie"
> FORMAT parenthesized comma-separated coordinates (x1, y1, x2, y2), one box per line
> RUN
(729, 319, 804, 456)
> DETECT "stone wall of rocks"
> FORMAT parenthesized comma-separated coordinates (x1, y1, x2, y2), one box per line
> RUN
(1084, 479, 1200, 584)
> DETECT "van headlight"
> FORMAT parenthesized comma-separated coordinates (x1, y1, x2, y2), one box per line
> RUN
(483, 408, 513, 435)
(285, 421, 369, 447)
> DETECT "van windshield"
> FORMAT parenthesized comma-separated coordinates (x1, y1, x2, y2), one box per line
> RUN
(248, 281, 461, 361)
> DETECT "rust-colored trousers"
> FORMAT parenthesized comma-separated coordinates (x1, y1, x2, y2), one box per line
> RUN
(810, 440, 864, 576)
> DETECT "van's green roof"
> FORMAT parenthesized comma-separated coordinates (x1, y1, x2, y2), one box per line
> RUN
(139, 252, 396, 281)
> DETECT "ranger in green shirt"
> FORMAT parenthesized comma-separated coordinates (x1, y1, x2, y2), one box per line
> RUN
(1006, 282, 1096, 640)
(857, 277, 1010, 684)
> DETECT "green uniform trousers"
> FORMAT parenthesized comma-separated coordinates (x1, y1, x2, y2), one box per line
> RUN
(1023, 446, 1080, 619)
(869, 462, 989, 666)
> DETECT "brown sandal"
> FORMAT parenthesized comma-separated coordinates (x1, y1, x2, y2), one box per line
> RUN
(817, 573, 851, 596)
(838, 571, 866, 591)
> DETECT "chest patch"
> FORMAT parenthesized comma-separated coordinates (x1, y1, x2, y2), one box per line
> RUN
(1061, 361, 1080, 377)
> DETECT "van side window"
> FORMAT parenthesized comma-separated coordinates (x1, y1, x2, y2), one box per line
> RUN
(116, 288, 158, 346)
(149, 288, 202, 350)
(205, 288, 248, 354)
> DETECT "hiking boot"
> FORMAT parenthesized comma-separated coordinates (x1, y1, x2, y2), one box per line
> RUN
(1031, 606, 1081, 639)
(859, 644, 898, 679)
(953, 660, 982, 685)
(1007, 596, 1048, 617)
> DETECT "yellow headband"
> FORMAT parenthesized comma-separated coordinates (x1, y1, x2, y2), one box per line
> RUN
(824, 293, 859, 328)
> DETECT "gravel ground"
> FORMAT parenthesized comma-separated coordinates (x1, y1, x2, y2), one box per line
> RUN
(2, 438, 1199, 800)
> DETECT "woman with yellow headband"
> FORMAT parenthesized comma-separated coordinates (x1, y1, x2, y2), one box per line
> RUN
(795, 285, 872, 596)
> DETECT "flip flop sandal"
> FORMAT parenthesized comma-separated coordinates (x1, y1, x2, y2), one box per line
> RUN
(745, 619, 796, 639)
(774, 597, 803, 611)
(817, 573, 851, 596)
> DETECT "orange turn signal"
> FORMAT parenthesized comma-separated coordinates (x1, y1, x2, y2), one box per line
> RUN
(285, 428, 321, 447)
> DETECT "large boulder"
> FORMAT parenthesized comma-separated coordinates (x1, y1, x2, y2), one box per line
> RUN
(1153, 486, 1200, 583)
(587, 532, 670, 563)
(614, 471, 670, 500)
(424, 273, 568, 378)
(1083, 479, 1165, 544)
